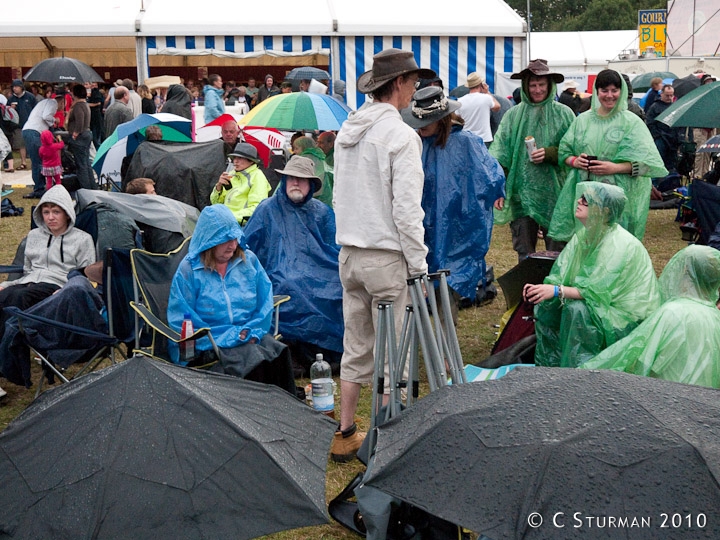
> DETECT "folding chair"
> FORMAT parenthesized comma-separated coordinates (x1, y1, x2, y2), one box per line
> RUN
(1, 247, 133, 395)
(129, 237, 289, 369)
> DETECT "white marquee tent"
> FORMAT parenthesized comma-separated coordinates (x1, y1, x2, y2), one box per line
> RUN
(0, 0, 527, 109)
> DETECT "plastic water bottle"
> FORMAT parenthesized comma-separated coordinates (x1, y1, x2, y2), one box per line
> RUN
(310, 353, 335, 418)
(180, 313, 195, 363)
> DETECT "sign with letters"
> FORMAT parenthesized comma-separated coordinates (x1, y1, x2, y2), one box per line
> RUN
(638, 10, 667, 57)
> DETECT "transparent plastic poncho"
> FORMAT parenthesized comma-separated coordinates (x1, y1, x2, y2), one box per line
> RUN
(490, 79, 575, 229)
(583, 245, 720, 388)
(534, 182, 660, 367)
(548, 72, 667, 242)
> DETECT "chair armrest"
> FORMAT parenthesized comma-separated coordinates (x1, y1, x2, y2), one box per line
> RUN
(0, 265, 24, 275)
(3, 306, 117, 343)
(129, 301, 211, 343)
(273, 294, 290, 307)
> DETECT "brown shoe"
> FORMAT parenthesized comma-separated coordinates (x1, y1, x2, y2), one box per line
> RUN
(330, 424, 366, 463)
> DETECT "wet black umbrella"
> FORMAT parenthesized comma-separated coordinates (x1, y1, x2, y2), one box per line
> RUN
(673, 74, 702, 99)
(24, 56, 104, 84)
(364, 367, 720, 539)
(285, 66, 330, 81)
(0, 356, 336, 539)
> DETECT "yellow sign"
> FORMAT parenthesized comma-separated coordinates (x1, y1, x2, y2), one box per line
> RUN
(638, 10, 666, 57)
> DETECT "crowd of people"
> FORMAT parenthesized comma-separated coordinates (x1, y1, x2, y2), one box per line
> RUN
(1, 52, 719, 470)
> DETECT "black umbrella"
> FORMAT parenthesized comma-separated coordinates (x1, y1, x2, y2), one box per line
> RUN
(285, 66, 330, 81)
(0, 356, 336, 539)
(24, 56, 104, 84)
(673, 74, 702, 99)
(364, 367, 720, 539)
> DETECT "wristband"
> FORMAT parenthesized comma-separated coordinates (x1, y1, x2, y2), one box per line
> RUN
(559, 285, 566, 306)
(569, 157, 577, 168)
(554, 285, 559, 298)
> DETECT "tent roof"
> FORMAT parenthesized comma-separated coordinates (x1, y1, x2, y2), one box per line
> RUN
(532, 30, 638, 70)
(0, 2, 140, 36)
(331, 0, 525, 36)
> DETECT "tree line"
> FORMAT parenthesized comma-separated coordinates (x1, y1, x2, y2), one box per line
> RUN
(506, 0, 667, 32)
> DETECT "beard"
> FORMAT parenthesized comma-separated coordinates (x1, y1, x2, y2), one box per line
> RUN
(287, 188, 306, 203)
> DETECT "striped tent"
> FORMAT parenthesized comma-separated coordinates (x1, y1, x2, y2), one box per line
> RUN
(139, 0, 526, 110)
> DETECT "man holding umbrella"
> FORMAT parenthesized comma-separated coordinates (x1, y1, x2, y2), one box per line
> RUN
(331, 49, 434, 462)
(646, 84, 681, 172)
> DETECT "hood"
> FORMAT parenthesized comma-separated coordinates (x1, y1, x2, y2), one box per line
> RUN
(520, 77, 559, 108)
(188, 204, 247, 258)
(659, 245, 720, 304)
(32, 185, 77, 233)
(166, 84, 190, 104)
(590, 70, 628, 118)
(203, 85, 224, 97)
(40, 130, 56, 146)
(276, 177, 315, 206)
(336, 102, 399, 148)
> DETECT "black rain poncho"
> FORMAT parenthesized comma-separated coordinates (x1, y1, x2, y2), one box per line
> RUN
(535, 182, 660, 367)
(548, 72, 667, 241)
(583, 245, 720, 387)
(490, 79, 575, 229)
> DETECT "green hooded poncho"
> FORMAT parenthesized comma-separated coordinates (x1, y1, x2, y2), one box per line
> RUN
(548, 72, 667, 242)
(583, 245, 720, 388)
(490, 78, 575, 229)
(535, 182, 660, 368)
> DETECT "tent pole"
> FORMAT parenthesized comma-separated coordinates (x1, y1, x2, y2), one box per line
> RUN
(136, 36, 149, 85)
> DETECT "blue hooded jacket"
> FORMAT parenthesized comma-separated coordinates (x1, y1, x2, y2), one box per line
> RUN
(167, 205, 273, 363)
(244, 177, 344, 352)
(203, 84, 225, 123)
(421, 125, 505, 298)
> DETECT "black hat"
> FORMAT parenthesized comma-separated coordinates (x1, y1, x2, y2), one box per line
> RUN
(401, 86, 461, 129)
(228, 142, 260, 164)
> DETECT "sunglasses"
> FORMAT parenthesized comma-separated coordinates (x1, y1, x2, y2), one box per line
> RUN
(578, 196, 589, 207)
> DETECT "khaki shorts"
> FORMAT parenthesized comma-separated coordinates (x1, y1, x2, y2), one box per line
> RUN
(339, 246, 410, 391)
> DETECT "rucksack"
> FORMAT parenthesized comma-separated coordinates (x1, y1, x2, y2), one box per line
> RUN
(0, 104, 20, 131)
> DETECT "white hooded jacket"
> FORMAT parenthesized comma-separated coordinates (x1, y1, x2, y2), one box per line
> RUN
(333, 101, 428, 275)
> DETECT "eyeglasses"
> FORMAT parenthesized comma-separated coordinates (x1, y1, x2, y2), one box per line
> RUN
(578, 196, 589, 207)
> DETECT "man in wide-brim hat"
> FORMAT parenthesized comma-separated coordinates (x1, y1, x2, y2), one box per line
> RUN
(331, 48, 435, 463)
(210, 142, 271, 225)
(490, 58, 576, 262)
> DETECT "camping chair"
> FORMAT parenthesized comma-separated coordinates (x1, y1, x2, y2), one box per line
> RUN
(2, 247, 135, 396)
(129, 237, 289, 370)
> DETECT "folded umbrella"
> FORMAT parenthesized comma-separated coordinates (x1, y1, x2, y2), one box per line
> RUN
(365, 367, 720, 539)
(0, 356, 336, 539)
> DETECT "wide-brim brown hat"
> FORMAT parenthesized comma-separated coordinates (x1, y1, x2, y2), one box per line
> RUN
(511, 59, 564, 83)
(357, 48, 436, 94)
(401, 86, 461, 129)
(228, 142, 260, 164)
(275, 155, 322, 193)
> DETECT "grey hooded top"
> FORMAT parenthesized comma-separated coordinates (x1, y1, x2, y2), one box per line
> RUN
(0, 185, 95, 289)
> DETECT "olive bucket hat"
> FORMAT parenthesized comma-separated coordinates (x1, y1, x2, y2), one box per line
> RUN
(275, 155, 322, 193)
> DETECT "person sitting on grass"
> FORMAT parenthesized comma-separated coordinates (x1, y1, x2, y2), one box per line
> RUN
(524, 182, 660, 368)
(582, 245, 720, 388)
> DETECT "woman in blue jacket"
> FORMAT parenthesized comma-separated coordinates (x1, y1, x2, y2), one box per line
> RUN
(167, 204, 294, 393)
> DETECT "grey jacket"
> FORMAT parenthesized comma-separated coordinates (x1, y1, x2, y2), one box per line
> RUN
(0, 185, 95, 289)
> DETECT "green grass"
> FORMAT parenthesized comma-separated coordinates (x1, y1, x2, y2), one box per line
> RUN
(0, 183, 688, 539)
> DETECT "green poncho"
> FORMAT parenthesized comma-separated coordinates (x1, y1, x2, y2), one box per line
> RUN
(583, 245, 720, 388)
(490, 79, 575, 228)
(535, 182, 660, 368)
(548, 72, 667, 242)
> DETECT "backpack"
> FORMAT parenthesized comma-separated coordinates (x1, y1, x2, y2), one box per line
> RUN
(0, 104, 20, 131)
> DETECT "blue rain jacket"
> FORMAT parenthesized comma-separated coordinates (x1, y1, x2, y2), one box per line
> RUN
(244, 178, 343, 352)
(421, 125, 505, 298)
(167, 205, 273, 363)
